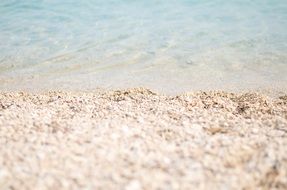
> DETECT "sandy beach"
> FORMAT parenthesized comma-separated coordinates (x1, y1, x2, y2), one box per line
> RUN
(0, 88, 287, 189)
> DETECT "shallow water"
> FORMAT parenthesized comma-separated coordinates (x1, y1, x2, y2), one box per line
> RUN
(0, 0, 287, 93)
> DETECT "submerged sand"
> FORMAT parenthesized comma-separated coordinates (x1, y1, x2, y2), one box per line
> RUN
(0, 88, 286, 190)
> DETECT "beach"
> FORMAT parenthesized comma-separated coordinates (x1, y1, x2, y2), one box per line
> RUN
(1, 0, 287, 189)
(0, 88, 286, 189)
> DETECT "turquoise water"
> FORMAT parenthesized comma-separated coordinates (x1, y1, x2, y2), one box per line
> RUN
(0, 0, 287, 92)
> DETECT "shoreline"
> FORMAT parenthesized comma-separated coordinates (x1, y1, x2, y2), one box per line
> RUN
(1, 85, 287, 97)
(1, 88, 287, 189)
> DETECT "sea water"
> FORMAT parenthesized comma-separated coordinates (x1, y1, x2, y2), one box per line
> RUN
(0, 0, 287, 93)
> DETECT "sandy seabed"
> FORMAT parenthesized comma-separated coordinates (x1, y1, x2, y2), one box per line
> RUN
(0, 88, 286, 190)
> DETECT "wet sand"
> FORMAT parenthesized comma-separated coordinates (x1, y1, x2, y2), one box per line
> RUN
(0, 88, 287, 189)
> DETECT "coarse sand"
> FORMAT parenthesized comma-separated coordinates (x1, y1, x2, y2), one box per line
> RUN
(0, 88, 287, 190)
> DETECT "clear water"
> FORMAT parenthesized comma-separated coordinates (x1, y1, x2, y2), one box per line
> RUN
(0, 0, 287, 93)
